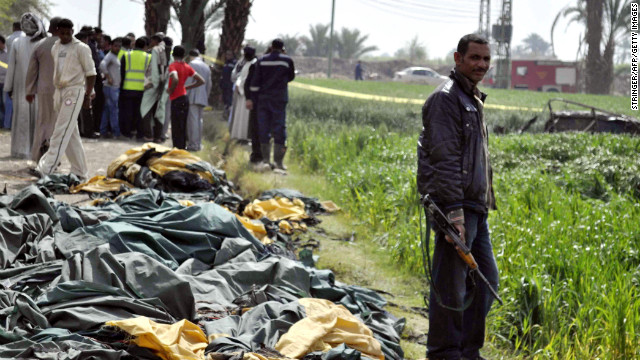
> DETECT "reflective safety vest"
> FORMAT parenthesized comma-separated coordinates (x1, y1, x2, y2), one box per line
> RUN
(122, 49, 150, 91)
(117, 49, 128, 62)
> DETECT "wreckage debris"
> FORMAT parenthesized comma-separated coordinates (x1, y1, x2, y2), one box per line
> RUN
(0, 144, 403, 360)
(543, 98, 640, 135)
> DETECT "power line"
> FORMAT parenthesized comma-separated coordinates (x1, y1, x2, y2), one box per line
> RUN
(368, 0, 478, 17)
(358, 0, 478, 22)
(377, 0, 478, 15)
(353, 7, 474, 24)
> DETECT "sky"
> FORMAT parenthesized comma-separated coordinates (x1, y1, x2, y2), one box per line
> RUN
(46, 0, 584, 61)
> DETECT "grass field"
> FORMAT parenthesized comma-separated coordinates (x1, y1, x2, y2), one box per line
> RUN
(287, 79, 640, 359)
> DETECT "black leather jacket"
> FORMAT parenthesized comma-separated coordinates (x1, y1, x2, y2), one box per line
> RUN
(417, 70, 496, 214)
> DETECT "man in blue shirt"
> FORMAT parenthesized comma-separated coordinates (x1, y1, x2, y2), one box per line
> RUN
(249, 39, 295, 171)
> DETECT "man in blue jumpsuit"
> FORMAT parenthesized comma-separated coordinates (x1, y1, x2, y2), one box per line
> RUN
(249, 38, 295, 171)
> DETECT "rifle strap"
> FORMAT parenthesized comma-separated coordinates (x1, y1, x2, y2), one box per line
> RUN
(420, 206, 476, 313)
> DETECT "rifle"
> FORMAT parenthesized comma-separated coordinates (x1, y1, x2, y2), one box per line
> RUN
(421, 194, 503, 305)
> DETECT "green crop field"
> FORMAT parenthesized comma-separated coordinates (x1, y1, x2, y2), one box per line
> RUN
(287, 79, 640, 359)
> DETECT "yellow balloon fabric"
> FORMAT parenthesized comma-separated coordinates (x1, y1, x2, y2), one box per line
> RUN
(275, 298, 384, 360)
(106, 317, 208, 360)
(243, 198, 308, 222)
(70, 175, 133, 193)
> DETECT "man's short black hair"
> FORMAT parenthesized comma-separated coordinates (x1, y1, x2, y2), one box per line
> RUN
(102, 35, 112, 44)
(457, 34, 489, 55)
(150, 34, 162, 43)
(75, 32, 89, 41)
(271, 38, 284, 50)
(58, 19, 74, 29)
(12, 22, 20, 31)
(188, 49, 199, 57)
(172, 45, 185, 58)
(163, 36, 173, 46)
(126, 32, 135, 38)
(49, 17, 62, 30)
(94, 27, 103, 34)
(121, 37, 132, 47)
(0, 35, 5, 44)
(134, 38, 146, 49)
(113, 37, 123, 45)
(81, 25, 95, 35)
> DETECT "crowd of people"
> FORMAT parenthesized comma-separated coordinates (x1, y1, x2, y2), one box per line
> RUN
(0, 11, 297, 180)
(0, 13, 212, 180)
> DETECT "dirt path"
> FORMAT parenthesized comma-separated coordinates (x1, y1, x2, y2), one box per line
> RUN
(0, 128, 147, 203)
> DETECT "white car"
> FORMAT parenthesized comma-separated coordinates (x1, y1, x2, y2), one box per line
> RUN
(393, 67, 448, 86)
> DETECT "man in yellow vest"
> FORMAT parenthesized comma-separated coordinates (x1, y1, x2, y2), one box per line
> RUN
(119, 37, 149, 139)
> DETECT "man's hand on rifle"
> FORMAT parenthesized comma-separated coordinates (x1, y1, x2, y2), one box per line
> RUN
(445, 209, 466, 246)
(446, 223, 466, 246)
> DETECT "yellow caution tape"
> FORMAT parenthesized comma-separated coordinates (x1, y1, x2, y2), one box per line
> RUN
(0, 61, 7, 69)
(200, 54, 224, 65)
(289, 82, 543, 112)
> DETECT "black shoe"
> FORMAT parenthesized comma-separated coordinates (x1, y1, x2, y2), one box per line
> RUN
(27, 167, 42, 178)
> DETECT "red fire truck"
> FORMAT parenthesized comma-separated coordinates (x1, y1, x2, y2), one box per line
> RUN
(483, 59, 578, 93)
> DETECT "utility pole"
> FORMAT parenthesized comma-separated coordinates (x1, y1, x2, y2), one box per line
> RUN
(98, 0, 103, 28)
(327, 0, 336, 78)
(478, 0, 490, 39)
(492, 0, 512, 88)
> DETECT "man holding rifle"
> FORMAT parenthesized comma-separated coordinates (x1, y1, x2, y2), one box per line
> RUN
(416, 33, 498, 360)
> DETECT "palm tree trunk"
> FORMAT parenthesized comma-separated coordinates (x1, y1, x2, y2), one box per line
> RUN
(144, 0, 171, 36)
(585, 0, 608, 94)
(210, 0, 253, 108)
(601, 32, 616, 94)
(174, 0, 209, 52)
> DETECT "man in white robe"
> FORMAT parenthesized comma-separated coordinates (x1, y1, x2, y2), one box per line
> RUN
(4, 13, 46, 159)
(26, 17, 62, 162)
(140, 33, 168, 142)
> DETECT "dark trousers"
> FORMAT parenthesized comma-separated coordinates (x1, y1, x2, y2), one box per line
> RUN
(142, 102, 163, 140)
(170, 95, 189, 149)
(93, 79, 104, 133)
(427, 210, 499, 360)
(100, 86, 120, 136)
(119, 90, 143, 138)
(0, 83, 5, 126)
(222, 86, 233, 108)
(78, 108, 94, 137)
(257, 99, 287, 145)
(248, 108, 262, 163)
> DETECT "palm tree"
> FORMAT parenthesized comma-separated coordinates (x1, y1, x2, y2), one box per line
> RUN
(172, 0, 225, 53)
(215, 0, 251, 59)
(551, 0, 631, 94)
(521, 33, 551, 57)
(335, 27, 378, 59)
(144, 0, 171, 36)
(395, 36, 427, 63)
(301, 23, 331, 57)
(210, 0, 252, 108)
